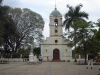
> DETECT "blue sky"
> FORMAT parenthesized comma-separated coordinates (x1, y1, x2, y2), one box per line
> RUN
(3, 0, 100, 39)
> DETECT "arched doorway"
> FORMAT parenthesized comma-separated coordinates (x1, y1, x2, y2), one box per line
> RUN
(53, 49, 60, 60)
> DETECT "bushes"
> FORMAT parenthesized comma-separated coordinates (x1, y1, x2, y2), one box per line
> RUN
(12, 53, 20, 58)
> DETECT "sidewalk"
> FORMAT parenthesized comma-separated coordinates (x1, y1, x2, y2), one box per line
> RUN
(0, 61, 100, 75)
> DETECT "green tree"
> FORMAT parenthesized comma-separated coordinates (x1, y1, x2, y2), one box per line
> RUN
(63, 4, 88, 62)
(0, 0, 19, 58)
(68, 20, 99, 64)
(95, 19, 100, 40)
(93, 19, 100, 54)
(0, 0, 9, 45)
(74, 20, 95, 63)
(0, 0, 16, 49)
(33, 47, 40, 55)
(7, 7, 44, 52)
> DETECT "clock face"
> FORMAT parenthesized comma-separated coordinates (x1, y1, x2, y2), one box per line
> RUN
(55, 40, 58, 43)
(55, 30, 58, 33)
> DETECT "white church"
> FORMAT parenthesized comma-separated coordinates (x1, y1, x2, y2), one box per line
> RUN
(40, 7, 72, 62)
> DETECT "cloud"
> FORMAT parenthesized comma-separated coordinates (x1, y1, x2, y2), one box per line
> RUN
(3, 0, 21, 7)
(3, 0, 100, 38)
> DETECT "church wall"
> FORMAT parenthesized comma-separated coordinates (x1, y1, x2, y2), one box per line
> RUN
(63, 46, 68, 56)
(60, 45, 64, 61)
(49, 45, 52, 61)
(50, 25, 53, 36)
(59, 17, 62, 25)
(50, 18, 53, 25)
(43, 46, 49, 61)
(50, 26, 62, 36)
(57, 16, 62, 25)
(52, 27, 56, 35)
(40, 43, 44, 56)
(64, 46, 72, 61)
(58, 26, 62, 35)
(51, 37, 62, 44)
(41, 36, 72, 61)
(49, 16, 53, 25)
(63, 46, 69, 61)
(67, 47, 72, 60)
(41, 45, 62, 61)
(41, 44, 72, 61)
(43, 46, 49, 56)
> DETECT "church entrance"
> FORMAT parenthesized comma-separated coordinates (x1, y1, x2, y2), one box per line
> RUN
(53, 49, 60, 61)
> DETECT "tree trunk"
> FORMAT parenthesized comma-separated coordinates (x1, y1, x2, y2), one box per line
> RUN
(84, 43, 87, 64)
(74, 29, 77, 62)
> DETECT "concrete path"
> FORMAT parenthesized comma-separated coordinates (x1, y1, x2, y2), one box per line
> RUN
(0, 61, 100, 75)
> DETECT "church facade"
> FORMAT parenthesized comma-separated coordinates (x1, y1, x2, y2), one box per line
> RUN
(40, 8, 72, 61)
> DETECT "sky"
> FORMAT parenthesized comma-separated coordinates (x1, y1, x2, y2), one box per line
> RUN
(3, 0, 100, 39)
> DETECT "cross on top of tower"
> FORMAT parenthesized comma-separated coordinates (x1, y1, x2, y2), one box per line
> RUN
(55, 0, 57, 9)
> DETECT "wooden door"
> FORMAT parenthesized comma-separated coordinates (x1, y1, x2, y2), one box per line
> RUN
(53, 49, 60, 60)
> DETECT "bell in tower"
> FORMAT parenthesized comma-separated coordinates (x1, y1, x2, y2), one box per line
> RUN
(54, 18, 58, 26)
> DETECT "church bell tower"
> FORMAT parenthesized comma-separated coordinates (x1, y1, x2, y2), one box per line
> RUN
(49, 8, 62, 36)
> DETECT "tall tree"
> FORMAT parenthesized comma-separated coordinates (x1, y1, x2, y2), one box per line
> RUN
(68, 19, 99, 64)
(74, 20, 95, 64)
(63, 4, 88, 30)
(95, 19, 100, 40)
(0, 0, 17, 56)
(0, 0, 8, 45)
(63, 4, 88, 62)
(7, 7, 44, 52)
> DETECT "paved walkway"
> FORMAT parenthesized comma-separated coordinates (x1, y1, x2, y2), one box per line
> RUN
(0, 61, 100, 75)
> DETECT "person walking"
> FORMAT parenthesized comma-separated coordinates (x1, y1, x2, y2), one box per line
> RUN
(39, 55, 43, 64)
(86, 51, 94, 69)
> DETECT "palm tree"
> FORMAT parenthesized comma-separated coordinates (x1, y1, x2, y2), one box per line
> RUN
(63, 4, 88, 62)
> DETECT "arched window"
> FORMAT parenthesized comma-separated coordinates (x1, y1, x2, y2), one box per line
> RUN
(54, 19, 58, 26)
